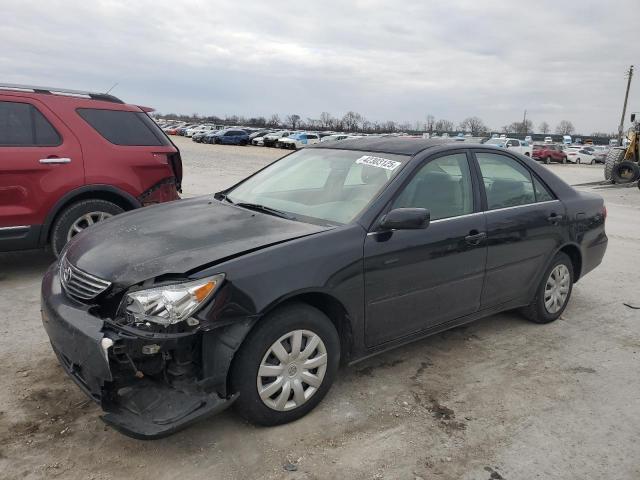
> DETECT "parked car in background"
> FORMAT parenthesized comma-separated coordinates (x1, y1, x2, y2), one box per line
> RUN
(193, 130, 217, 143)
(525, 135, 533, 143)
(186, 125, 216, 138)
(592, 149, 609, 164)
(0, 83, 182, 256)
(249, 130, 272, 145)
(277, 132, 321, 149)
(263, 130, 292, 147)
(565, 146, 595, 164)
(211, 129, 250, 145)
(484, 138, 532, 156)
(41, 137, 607, 438)
(532, 144, 568, 164)
(203, 130, 220, 144)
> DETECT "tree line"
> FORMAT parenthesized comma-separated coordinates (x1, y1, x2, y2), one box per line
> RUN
(157, 111, 607, 137)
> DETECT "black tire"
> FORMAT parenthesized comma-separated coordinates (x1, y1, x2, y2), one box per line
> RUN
(562, 156, 567, 164)
(230, 303, 340, 426)
(590, 158, 595, 165)
(545, 156, 551, 164)
(524, 152, 530, 157)
(576, 158, 581, 164)
(611, 161, 640, 184)
(604, 148, 626, 182)
(521, 252, 574, 324)
(51, 199, 124, 257)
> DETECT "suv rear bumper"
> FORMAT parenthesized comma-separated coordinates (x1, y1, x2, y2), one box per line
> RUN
(41, 264, 237, 439)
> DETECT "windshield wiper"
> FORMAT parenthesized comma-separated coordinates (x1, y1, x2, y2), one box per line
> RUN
(235, 202, 296, 220)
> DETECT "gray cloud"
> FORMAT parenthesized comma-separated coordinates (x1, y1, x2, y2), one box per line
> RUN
(1, 0, 637, 133)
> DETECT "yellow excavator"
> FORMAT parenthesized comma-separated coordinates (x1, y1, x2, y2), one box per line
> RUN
(605, 112, 640, 184)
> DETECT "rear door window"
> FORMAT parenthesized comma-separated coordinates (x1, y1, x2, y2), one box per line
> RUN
(77, 108, 170, 146)
(0, 101, 61, 146)
(476, 152, 536, 209)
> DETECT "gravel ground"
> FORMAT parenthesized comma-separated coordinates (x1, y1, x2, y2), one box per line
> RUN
(1, 137, 639, 480)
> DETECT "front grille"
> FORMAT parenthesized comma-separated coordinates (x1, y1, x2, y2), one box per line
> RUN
(59, 256, 111, 302)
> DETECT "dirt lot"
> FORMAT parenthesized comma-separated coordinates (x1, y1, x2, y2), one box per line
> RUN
(1, 137, 639, 479)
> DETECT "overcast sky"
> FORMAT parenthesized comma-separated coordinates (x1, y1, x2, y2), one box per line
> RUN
(2, 0, 638, 134)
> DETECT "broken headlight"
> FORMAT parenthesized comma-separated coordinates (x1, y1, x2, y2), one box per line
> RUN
(122, 274, 225, 326)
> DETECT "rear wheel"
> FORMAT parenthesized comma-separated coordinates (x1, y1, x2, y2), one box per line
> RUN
(521, 252, 573, 324)
(562, 156, 567, 164)
(612, 161, 640, 184)
(51, 199, 123, 257)
(230, 303, 340, 426)
(605, 148, 626, 182)
(545, 156, 551, 164)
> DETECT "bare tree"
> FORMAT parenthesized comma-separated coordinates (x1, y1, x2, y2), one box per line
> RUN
(342, 111, 363, 132)
(286, 114, 301, 129)
(319, 112, 333, 129)
(268, 114, 281, 128)
(459, 116, 487, 135)
(383, 120, 396, 132)
(434, 119, 454, 132)
(555, 120, 575, 135)
(425, 115, 435, 134)
(539, 121, 550, 134)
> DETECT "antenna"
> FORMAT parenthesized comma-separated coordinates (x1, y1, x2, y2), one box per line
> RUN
(105, 82, 119, 95)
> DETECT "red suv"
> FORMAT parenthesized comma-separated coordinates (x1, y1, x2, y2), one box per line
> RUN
(0, 84, 182, 256)
(532, 144, 567, 164)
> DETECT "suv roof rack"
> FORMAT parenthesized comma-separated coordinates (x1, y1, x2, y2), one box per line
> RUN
(0, 83, 124, 104)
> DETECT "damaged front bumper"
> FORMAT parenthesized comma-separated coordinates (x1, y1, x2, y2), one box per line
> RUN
(40, 266, 237, 440)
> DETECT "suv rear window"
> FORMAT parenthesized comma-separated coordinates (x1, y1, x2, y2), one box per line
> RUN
(77, 108, 170, 146)
(0, 101, 61, 146)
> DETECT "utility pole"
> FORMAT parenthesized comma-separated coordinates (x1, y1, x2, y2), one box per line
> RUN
(618, 65, 634, 143)
(522, 109, 527, 135)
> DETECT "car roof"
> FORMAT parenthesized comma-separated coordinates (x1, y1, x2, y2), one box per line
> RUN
(309, 137, 454, 155)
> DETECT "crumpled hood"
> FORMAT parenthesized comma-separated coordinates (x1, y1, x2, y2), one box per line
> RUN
(65, 196, 331, 286)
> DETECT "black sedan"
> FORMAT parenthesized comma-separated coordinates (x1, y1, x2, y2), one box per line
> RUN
(41, 138, 608, 438)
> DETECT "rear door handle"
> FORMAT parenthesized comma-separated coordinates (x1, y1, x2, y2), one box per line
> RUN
(465, 231, 487, 246)
(39, 157, 71, 164)
(547, 213, 563, 224)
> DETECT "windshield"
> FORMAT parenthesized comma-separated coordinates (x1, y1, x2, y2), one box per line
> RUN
(226, 148, 409, 224)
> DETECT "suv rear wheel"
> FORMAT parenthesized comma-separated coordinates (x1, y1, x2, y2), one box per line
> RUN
(51, 199, 123, 256)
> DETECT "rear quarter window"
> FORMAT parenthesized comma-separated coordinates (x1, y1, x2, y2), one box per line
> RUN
(77, 108, 170, 146)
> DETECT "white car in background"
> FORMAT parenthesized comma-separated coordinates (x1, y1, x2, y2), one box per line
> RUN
(484, 137, 533, 157)
(185, 125, 216, 137)
(277, 132, 321, 149)
(565, 146, 595, 164)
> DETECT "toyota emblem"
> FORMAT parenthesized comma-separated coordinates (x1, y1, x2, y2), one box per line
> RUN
(63, 265, 72, 283)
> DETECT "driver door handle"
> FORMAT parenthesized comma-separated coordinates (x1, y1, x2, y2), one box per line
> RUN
(39, 157, 71, 164)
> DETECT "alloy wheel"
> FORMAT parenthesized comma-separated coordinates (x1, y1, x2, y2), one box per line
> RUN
(66, 211, 113, 241)
(544, 264, 570, 314)
(257, 329, 328, 411)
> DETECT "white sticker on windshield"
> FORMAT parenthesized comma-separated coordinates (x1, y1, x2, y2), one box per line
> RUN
(355, 155, 401, 171)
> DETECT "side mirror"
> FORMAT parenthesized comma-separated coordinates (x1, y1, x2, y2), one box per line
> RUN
(380, 208, 430, 230)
